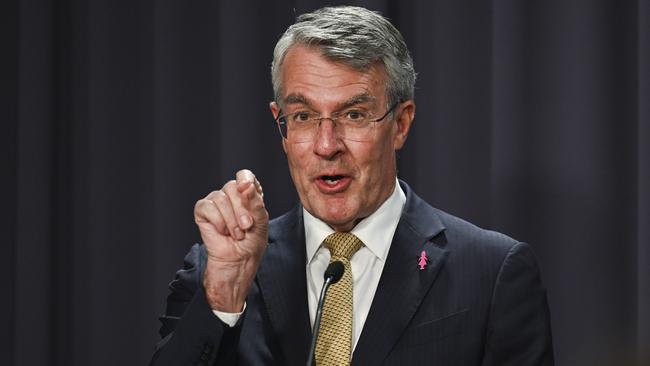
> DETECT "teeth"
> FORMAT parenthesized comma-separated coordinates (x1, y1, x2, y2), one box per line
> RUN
(323, 176, 341, 185)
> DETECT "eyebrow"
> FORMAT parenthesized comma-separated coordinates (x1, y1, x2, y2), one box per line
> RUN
(339, 93, 376, 109)
(282, 93, 377, 110)
(283, 94, 310, 106)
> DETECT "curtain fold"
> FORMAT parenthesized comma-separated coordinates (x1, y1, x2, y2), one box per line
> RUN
(637, 1, 650, 364)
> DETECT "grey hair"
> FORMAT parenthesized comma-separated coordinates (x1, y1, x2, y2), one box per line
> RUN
(271, 6, 416, 108)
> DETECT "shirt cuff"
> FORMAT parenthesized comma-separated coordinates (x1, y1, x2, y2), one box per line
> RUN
(212, 302, 246, 327)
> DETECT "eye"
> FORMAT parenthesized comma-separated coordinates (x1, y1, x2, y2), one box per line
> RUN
(344, 110, 367, 121)
(291, 111, 313, 123)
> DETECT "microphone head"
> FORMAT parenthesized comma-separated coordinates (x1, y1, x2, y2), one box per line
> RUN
(324, 261, 345, 284)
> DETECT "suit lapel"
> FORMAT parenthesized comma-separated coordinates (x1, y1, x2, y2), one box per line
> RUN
(256, 207, 312, 365)
(352, 182, 448, 365)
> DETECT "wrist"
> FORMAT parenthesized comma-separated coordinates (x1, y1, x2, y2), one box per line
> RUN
(203, 257, 258, 312)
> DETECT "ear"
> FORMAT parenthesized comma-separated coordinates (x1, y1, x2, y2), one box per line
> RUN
(269, 101, 288, 153)
(269, 101, 281, 120)
(392, 100, 415, 151)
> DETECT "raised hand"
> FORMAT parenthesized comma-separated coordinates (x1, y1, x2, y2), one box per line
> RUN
(194, 169, 269, 312)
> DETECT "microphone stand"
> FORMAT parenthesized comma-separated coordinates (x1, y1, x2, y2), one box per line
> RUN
(306, 261, 344, 366)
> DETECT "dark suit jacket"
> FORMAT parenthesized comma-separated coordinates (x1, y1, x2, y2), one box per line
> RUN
(150, 181, 554, 365)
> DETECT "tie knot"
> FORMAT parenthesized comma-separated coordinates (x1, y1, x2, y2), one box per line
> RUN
(324, 232, 364, 260)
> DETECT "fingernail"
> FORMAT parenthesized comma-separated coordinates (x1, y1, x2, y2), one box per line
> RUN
(240, 215, 252, 229)
(234, 227, 244, 240)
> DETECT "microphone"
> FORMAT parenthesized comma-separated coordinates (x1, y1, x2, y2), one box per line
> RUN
(306, 261, 345, 366)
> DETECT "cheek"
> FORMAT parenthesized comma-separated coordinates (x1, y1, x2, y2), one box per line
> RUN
(285, 145, 311, 183)
(361, 135, 396, 182)
(352, 145, 383, 181)
(369, 130, 396, 160)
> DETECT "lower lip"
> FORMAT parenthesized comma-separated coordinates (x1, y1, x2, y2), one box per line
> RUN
(315, 177, 352, 193)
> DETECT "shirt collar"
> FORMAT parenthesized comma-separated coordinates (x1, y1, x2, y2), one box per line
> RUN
(304, 179, 406, 263)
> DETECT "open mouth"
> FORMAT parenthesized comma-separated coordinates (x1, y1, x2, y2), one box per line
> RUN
(320, 175, 344, 185)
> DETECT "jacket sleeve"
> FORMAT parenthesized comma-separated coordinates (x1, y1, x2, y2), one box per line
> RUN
(481, 242, 554, 366)
(149, 244, 242, 366)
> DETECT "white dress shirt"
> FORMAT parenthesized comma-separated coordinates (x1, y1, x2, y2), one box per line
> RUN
(213, 180, 407, 349)
(304, 180, 406, 351)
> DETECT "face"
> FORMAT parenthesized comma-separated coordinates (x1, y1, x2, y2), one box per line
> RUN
(270, 45, 415, 232)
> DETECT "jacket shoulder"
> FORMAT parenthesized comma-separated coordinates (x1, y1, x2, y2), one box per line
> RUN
(432, 208, 520, 253)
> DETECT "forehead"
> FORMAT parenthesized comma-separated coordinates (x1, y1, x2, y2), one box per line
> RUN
(279, 45, 387, 107)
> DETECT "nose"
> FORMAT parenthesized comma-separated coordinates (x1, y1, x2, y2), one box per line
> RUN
(313, 118, 344, 160)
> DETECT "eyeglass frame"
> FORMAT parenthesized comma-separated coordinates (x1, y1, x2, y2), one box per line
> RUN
(273, 101, 401, 141)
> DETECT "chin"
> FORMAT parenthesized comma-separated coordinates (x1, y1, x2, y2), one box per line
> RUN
(314, 204, 358, 229)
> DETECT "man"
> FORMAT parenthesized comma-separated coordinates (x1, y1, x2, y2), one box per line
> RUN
(150, 6, 553, 366)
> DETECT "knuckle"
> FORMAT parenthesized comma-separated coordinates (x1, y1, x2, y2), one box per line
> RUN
(212, 190, 229, 204)
(223, 180, 237, 190)
(195, 198, 213, 212)
(204, 189, 221, 200)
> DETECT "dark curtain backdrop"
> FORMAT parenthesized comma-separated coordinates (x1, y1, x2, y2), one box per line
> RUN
(2, 0, 648, 365)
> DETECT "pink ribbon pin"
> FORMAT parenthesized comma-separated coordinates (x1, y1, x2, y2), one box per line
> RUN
(418, 250, 428, 270)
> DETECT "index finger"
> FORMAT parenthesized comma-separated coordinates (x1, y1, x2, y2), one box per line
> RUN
(236, 169, 256, 192)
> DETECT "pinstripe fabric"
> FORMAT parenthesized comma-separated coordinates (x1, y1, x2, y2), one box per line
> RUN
(315, 233, 364, 366)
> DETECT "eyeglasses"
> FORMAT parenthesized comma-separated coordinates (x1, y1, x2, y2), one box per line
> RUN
(274, 102, 399, 142)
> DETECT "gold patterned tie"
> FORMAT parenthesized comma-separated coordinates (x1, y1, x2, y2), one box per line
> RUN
(315, 232, 364, 366)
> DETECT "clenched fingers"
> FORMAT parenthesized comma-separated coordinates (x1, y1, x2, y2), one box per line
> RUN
(194, 195, 228, 236)
(194, 171, 267, 240)
(209, 186, 247, 240)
